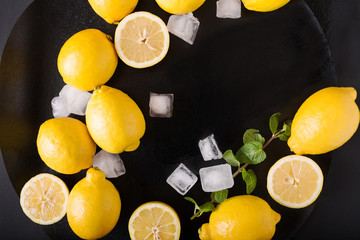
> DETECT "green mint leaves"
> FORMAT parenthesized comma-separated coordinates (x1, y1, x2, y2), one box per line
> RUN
(184, 197, 215, 219)
(243, 129, 265, 145)
(211, 189, 229, 203)
(242, 169, 257, 194)
(223, 150, 240, 167)
(269, 112, 292, 141)
(236, 141, 266, 165)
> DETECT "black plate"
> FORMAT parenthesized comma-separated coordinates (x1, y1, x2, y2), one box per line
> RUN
(0, 0, 336, 239)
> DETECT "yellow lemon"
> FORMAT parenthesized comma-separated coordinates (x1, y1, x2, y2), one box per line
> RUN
(155, 0, 205, 15)
(199, 195, 280, 240)
(114, 11, 170, 68)
(242, 0, 290, 12)
(20, 173, 69, 225)
(128, 201, 181, 240)
(88, 0, 138, 24)
(267, 155, 323, 208)
(86, 85, 145, 154)
(67, 168, 121, 239)
(58, 29, 118, 91)
(36, 117, 96, 174)
(288, 87, 360, 155)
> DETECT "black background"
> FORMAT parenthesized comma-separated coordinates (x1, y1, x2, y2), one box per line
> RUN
(0, 0, 359, 239)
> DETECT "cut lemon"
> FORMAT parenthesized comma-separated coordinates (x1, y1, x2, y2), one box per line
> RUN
(128, 201, 181, 240)
(20, 173, 69, 225)
(267, 155, 323, 208)
(114, 11, 170, 68)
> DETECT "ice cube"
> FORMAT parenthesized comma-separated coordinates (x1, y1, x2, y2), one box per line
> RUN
(93, 150, 126, 178)
(166, 163, 198, 195)
(149, 93, 174, 118)
(199, 164, 234, 192)
(59, 85, 92, 115)
(51, 96, 70, 118)
(216, 0, 241, 19)
(167, 12, 200, 45)
(198, 134, 223, 161)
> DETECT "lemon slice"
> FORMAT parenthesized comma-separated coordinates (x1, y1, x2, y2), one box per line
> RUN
(114, 11, 170, 68)
(267, 155, 323, 208)
(128, 201, 181, 240)
(20, 173, 69, 225)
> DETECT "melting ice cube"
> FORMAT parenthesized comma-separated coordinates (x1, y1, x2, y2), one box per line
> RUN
(166, 163, 198, 195)
(198, 134, 223, 161)
(199, 164, 234, 192)
(149, 93, 174, 118)
(51, 96, 70, 118)
(93, 150, 126, 178)
(167, 12, 200, 45)
(59, 85, 92, 116)
(216, 0, 241, 19)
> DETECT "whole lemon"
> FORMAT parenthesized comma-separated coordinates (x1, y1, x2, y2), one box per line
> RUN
(86, 85, 145, 154)
(88, 0, 138, 24)
(242, 0, 290, 12)
(67, 168, 121, 239)
(58, 29, 118, 91)
(36, 117, 96, 174)
(155, 0, 205, 15)
(199, 195, 280, 240)
(288, 87, 360, 155)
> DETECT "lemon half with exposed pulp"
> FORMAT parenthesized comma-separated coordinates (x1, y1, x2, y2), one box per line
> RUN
(115, 11, 170, 68)
(20, 173, 69, 225)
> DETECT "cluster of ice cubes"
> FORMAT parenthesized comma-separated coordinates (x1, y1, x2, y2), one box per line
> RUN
(51, 85, 92, 118)
(166, 134, 235, 194)
(93, 150, 126, 178)
(216, 0, 242, 19)
(149, 93, 174, 118)
(167, 12, 200, 45)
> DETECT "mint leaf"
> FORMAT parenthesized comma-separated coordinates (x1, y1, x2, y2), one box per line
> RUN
(243, 129, 265, 145)
(211, 189, 228, 203)
(223, 150, 240, 167)
(278, 121, 292, 141)
(242, 169, 257, 194)
(236, 141, 266, 164)
(199, 202, 215, 213)
(184, 197, 200, 213)
(269, 112, 281, 135)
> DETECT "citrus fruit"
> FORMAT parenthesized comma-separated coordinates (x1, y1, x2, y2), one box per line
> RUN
(288, 87, 360, 155)
(58, 29, 118, 91)
(114, 11, 170, 68)
(37, 117, 96, 174)
(128, 201, 181, 240)
(86, 85, 145, 154)
(67, 168, 121, 239)
(155, 0, 205, 15)
(88, 0, 138, 24)
(20, 173, 69, 225)
(267, 155, 324, 208)
(242, 0, 290, 12)
(199, 195, 280, 240)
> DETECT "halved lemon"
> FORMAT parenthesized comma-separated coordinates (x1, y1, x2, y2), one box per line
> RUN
(267, 155, 323, 208)
(128, 201, 181, 240)
(20, 173, 69, 225)
(114, 11, 170, 68)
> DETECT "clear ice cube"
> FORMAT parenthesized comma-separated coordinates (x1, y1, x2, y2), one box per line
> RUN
(51, 96, 70, 118)
(149, 93, 174, 118)
(166, 163, 198, 195)
(198, 134, 223, 161)
(59, 85, 92, 116)
(167, 12, 200, 45)
(199, 164, 234, 192)
(216, 0, 241, 19)
(93, 150, 126, 178)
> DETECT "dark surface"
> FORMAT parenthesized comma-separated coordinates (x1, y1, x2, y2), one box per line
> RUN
(0, 0, 359, 240)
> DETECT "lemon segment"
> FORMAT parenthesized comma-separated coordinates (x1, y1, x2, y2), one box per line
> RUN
(115, 11, 170, 68)
(288, 87, 360, 155)
(242, 0, 291, 12)
(20, 173, 69, 225)
(88, 0, 138, 24)
(58, 29, 118, 91)
(155, 0, 205, 15)
(267, 155, 324, 208)
(128, 201, 181, 240)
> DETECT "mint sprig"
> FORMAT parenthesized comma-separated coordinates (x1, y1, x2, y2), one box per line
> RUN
(211, 189, 229, 204)
(242, 169, 257, 194)
(184, 197, 215, 220)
